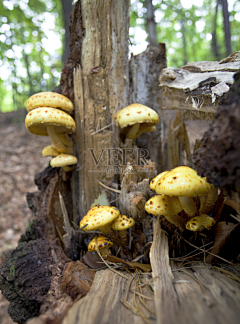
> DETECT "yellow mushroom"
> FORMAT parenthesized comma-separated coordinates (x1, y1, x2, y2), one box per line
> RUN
(186, 214, 216, 231)
(26, 92, 73, 114)
(80, 205, 120, 238)
(114, 103, 159, 140)
(111, 215, 135, 247)
(155, 166, 211, 218)
(88, 235, 113, 258)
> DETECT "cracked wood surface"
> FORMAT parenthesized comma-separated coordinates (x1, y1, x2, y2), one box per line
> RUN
(150, 221, 240, 324)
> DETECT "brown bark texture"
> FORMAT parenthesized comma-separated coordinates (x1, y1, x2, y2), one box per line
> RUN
(192, 70, 240, 200)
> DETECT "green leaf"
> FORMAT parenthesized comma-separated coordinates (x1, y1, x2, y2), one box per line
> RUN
(90, 192, 110, 208)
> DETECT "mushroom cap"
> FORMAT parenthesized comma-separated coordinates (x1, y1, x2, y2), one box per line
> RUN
(50, 154, 78, 168)
(145, 194, 182, 216)
(186, 214, 216, 231)
(111, 215, 135, 231)
(114, 103, 159, 128)
(150, 171, 169, 191)
(155, 166, 211, 197)
(88, 235, 113, 252)
(25, 107, 76, 136)
(42, 145, 59, 157)
(26, 92, 73, 114)
(80, 205, 120, 231)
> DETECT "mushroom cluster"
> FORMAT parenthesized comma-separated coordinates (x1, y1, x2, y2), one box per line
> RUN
(80, 205, 135, 254)
(145, 166, 217, 231)
(25, 92, 78, 171)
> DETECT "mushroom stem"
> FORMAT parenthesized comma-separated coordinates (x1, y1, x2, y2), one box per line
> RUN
(200, 185, 218, 214)
(135, 125, 156, 138)
(178, 196, 197, 218)
(98, 224, 116, 239)
(47, 125, 72, 154)
(118, 230, 128, 247)
(59, 134, 73, 147)
(126, 123, 140, 140)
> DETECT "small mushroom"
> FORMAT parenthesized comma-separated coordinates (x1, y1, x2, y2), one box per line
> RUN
(50, 154, 78, 172)
(111, 215, 135, 247)
(42, 145, 59, 157)
(79, 205, 120, 239)
(26, 92, 73, 114)
(145, 194, 186, 230)
(114, 103, 159, 140)
(186, 214, 216, 231)
(25, 107, 75, 154)
(88, 235, 113, 258)
(155, 166, 211, 218)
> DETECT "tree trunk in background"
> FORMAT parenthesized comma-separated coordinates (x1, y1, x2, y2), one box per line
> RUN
(212, 1, 221, 60)
(145, 0, 157, 46)
(221, 0, 232, 56)
(180, 19, 187, 65)
(60, 0, 73, 64)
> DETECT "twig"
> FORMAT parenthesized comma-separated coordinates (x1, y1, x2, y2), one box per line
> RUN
(213, 266, 240, 283)
(178, 234, 234, 265)
(229, 214, 240, 223)
(98, 180, 121, 193)
(91, 123, 112, 135)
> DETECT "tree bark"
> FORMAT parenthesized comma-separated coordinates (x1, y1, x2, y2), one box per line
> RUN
(145, 0, 157, 46)
(60, 0, 73, 64)
(220, 0, 232, 56)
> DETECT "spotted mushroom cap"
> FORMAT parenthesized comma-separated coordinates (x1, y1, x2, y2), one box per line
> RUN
(145, 195, 182, 216)
(114, 103, 159, 128)
(150, 171, 169, 191)
(155, 166, 211, 197)
(42, 145, 59, 157)
(88, 235, 113, 252)
(26, 92, 73, 114)
(50, 154, 78, 168)
(186, 214, 216, 231)
(111, 215, 135, 231)
(80, 205, 120, 231)
(25, 107, 76, 136)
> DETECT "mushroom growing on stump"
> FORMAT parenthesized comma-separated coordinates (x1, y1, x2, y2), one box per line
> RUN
(26, 92, 74, 114)
(25, 107, 75, 154)
(114, 103, 159, 140)
(111, 215, 135, 247)
(186, 214, 216, 231)
(155, 166, 211, 218)
(145, 194, 186, 231)
(88, 235, 113, 258)
(42, 145, 60, 157)
(50, 154, 78, 172)
(79, 205, 120, 240)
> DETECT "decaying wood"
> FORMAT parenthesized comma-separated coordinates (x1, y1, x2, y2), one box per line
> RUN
(193, 71, 240, 205)
(72, 0, 130, 217)
(159, 59, 240, 116)
(61, 269, 155, 324)
(150, 221, 240, 324)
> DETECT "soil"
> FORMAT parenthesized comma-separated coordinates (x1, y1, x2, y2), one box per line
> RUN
(0, 111, 50, 324)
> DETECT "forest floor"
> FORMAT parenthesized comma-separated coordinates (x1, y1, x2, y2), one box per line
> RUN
(0, 110, 209, 324)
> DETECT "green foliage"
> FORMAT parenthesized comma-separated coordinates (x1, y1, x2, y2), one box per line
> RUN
(0, 0, 64, 111)
(0, 0, 239, 112)
(130, 0, 240, 67)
